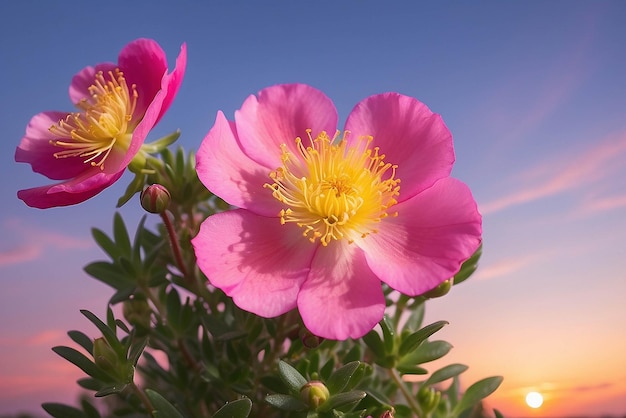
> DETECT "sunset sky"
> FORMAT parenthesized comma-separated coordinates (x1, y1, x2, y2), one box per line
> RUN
(1, 1, 625, 416)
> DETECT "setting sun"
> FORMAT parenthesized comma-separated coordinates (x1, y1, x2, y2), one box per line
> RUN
(526, 391, 544, 409)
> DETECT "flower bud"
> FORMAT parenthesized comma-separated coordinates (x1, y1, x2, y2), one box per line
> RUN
(140, 184, 171, 213)
(300, 381, 330, 409)
(93, 337, 119, 373)
(421, 279, 452, 299)
(123, 298, 152, 329)
(299, 329, 324, 348)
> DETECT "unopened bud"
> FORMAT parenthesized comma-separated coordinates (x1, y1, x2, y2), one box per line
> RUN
(300, 381, 330, 409)
(140, 184, 171, 213)
(300, 329, 324, 348)
(93, 337, 119, 373)
(421, 279, 452, 299)
(123, 298, 152, 329)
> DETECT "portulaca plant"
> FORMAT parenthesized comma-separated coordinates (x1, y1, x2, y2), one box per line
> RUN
(15, 38, 502, 418)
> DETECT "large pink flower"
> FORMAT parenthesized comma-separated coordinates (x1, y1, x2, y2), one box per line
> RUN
(192, 84, 482, 340)
(15, 38, 187, 208)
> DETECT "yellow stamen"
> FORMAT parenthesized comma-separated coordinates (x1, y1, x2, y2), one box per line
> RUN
(49, 69, 138, 170)
(265, 130, 400, 246)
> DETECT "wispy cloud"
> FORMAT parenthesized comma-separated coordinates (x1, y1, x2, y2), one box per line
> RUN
(480, 130, 626, 215)
(0, 218, 92, 266)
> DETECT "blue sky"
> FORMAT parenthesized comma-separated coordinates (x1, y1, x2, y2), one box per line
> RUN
(1, 1, 625, 416)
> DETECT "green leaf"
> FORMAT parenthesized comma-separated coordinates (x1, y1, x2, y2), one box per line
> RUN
(395, 364, 428, 375)
(117, 172, 146, 207)
(326, 361, 360, 394)
(423, 363, 469, 387)
(80, 398, 102, 418)
(84, 261, 130, 289)
(265, 394, 307, 411)
(213, 398, 252, 418)
(453, 244, 482, 286)
(67, 330, 94, 354)
(317, 390, 367, 412)
(452, 376, 503, 415)
(80, 310, 124, 356)
(403, 300, 425, 331)
(91, 228, 121, 260)
(278, 360, 308, 394)
(362, 330, 385, 359)
(95, 383, 129, 397)
(42, 402, 87, 418)
(380, 315, 395, 353)
(112, 212, 132, 256)
(398, 320, 448, 357)
(145, 389, 185, 418)
(51, 346, 112, 382)
(399, 340, 453, 366)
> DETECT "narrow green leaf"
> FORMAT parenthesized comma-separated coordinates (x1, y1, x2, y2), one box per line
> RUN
(91, 228, 120, 260)
(145, 389, 185, 418)
(117, 172, 145, 208)
(423, 363, 469, 387)
(41, 403, 87, 418)
(112, 212, 132, 256)
(404, 300, 425, 331)
(277, 360, 308, 394)
(326, 361, 360, 394)
(398, 320, 448, 356)
(51, 346, 112, 382)
(380, 315, 395, 353)
(399, 340, 453, 366)
(453, 376, 503, 415)
(84, 262, 130, 289)
(395, 364, 428, 375)
(80, 310, 124, 355)
(264, 394, 307, 411)
(67, 330, 94, 354)
(362, 330, 385, 359)
(132, 215, 148, 263)
(317, 390, 367, 412)
(212, 398, 252, 418)
(81, 399, 102, 418)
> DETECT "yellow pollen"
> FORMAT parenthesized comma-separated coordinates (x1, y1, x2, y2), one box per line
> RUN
(48, 69, 138, 169)
(264, 130, 401, 246)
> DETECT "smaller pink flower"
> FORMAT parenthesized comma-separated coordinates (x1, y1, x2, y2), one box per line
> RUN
(192, 84, 482, 340)
(15, 38, 187, 208)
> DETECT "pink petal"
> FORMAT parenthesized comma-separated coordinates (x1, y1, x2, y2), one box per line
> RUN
(17, 170, 123, 209)
(344, 93, 455, 200)
(118, 38, 168, 120)
(69, 63, 115, 104)
(235, 84, 338, 169)
(298, 241, 385, 340)
(192, 209, 316, 317)
(358, 177, 482, 296)
(197, 111, 280, 216)
(15, 111, 87, 180)
(156, 42, 187, 125)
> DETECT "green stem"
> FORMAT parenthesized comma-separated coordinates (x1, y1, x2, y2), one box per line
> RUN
(389, 368, 423, 417)
(129, 382, 154, 416)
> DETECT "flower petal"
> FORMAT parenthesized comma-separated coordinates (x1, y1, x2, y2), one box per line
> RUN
(17, 170, 123, 209)
(15, 111, 87, 180)
(197, 111, 280, 216)
(69, 63, 115, 104)
(156, 42, 187, 125)
(345, 93, 455, 200)
(235, 83, 338, 169)
(358, 177, 482, 296)
(298, 241, 385, 340)
(192, 209, 316, 317)
(118, 38, 168, 120)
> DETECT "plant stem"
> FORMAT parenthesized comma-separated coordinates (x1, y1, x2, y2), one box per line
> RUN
(160, 210, 189, 277)
(389, 368, 423, 417)
(129, 382, 154, 416)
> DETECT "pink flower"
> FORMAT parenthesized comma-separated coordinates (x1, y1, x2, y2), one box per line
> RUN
(15, 38, 187, 208)
(192, 84, 481, 340)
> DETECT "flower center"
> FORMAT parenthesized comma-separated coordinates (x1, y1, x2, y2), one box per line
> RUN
(49, 69, 138, 169)
(265, 130, 400, 246)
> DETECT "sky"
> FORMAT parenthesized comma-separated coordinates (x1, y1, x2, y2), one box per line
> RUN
(1, 1, 625, 416)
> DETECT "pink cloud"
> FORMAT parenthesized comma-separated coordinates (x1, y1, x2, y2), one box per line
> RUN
(0, 218, 93, 266)
(480, 131, 626, 215)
